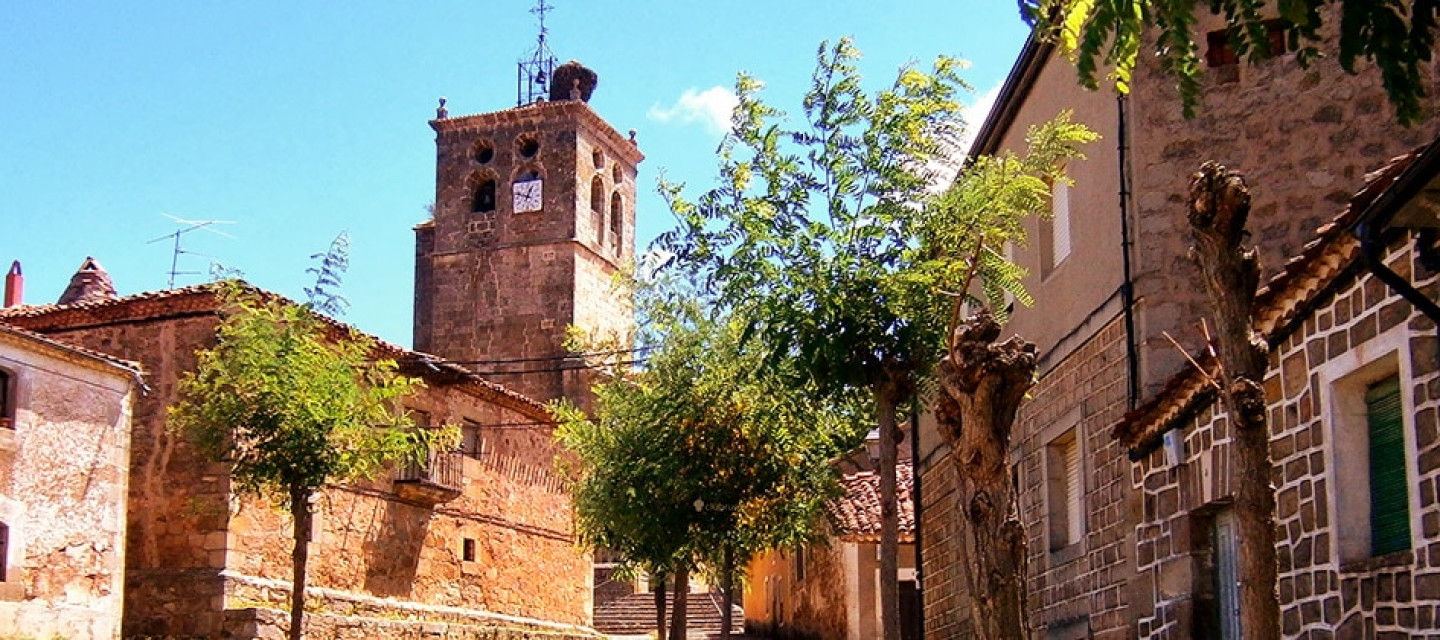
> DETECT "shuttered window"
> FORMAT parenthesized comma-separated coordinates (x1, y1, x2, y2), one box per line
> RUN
(1047, 429, 1083, 551)
(1064, 435, 1083, 545)
(1051, 180, 1071, 267)
(1367, 376, 1410, 556)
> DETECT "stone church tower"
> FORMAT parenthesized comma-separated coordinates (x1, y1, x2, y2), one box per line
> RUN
(413, 62, 641, 404)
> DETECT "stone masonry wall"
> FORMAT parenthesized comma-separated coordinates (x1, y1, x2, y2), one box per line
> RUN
(1128, 6, 1440, 398)
(921, 318, 1132, 639)
(920, 450, 973, 638)
(225, 384, 589, 626)
(1017, 317, 1136, 638)
(40, 312, 590, 636)
(745, 539, 852, 640)
(416, 102, 639, 404)
(1134, 236, 1440, 638)
(0, 333, 133, 640)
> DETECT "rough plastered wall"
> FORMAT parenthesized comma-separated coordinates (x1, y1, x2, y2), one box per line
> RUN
(224, 382, 590, 627)
(1127, 5, 1440, 398)
(39, 315, 236, 637)
(1135, 236, 1440, 637)
(0, 334, 133, 639)
(744, 537, 851, 640)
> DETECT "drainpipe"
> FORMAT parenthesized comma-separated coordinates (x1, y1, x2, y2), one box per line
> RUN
(908, 393, 924, 640)
(1117, 95, 1140, 410)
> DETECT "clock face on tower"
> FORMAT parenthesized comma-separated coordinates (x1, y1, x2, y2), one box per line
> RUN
(513, 179, 543, 213)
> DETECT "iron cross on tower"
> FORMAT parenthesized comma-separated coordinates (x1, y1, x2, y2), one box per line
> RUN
(516, 0, 558, 106)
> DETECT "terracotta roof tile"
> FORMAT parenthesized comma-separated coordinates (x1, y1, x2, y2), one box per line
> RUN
(826, 461, 915, 543)
(0, 321, 142, 377)
(1114, 148, 1424, 452)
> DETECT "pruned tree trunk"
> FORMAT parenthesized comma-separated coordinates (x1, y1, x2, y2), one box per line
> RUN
(654, 573, 669, 640)
(1187, 162, 1280, 640)
(877, 384, 903, 640)
(669, 565, 689, 640)
(288, 484, 313, 640)
(935, 311, 1034, 639)
(720, 545, 735, 639)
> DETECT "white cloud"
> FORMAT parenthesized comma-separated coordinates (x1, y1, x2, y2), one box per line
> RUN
(958, 81, 1004, 156)
(647, 86, 739, 136)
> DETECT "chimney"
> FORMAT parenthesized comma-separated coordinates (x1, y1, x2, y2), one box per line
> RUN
(3, 261, 20, 308)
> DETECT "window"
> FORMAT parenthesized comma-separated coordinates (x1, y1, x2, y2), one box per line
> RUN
(1205, 20, 1291, 84)
(409, 409, 431, 428)
(461, 420, 483, 459)
(517, 135, 539, 158)
(473, 141, 495, 164)
(1325, 342, 1415, 564)
(0, 369, 11, 429)
(792, 545, 806, 582)
(471, 177, 497, 213)
(592, 149, 605, 170)
(591, 176, 607, 247)
(1041, 180, 1071, 278)
(612, 164, 622, 183)
(1366, 376, 1410, 556)
(1046, 429, 1083, 551)
(610, 192, 623, 255)
(462, 537, 477, 562)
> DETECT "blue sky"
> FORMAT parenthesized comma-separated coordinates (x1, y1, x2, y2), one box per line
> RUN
(1, 1, 1033, 347)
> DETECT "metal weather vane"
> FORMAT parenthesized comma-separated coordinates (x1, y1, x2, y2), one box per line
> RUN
(516, 0, 558, 106)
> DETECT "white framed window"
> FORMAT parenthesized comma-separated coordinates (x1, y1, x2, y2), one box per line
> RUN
(1040, 180, 1072, 279)
(1320, 325, 1418, 565)
(1046, 428, 1084, 551)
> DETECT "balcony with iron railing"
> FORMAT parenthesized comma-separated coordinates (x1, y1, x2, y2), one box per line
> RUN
(393, 446, 463, 506)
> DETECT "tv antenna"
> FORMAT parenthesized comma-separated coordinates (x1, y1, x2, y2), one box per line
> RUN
(516, 0, 558, 106)
(146, 214, 235, 289)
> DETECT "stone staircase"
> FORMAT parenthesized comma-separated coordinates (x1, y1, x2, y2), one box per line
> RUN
(593, 591, 743, 637)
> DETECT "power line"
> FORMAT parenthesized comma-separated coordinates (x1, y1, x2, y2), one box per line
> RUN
(433, 345, 655, 366)
(465, 357, 647, 377)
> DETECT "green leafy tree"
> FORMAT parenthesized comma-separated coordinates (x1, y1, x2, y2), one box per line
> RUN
(169, 241, 445, 640)
(554, 292, 858, 640)
(1024, 0, 1438, 124)
(658, 39, 1096, 638)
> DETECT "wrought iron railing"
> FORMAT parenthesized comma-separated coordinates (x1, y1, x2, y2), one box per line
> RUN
(395, 447, 462, 491)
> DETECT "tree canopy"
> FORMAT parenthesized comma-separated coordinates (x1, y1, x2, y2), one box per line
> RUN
(1023, 0, 1439, 125)
(655, 38, 1096, 638)
(553, 294, 860, 581)
(169, 264, 446, 639)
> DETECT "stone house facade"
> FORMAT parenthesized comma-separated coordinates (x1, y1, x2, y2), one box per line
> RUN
(1118, 141, 1440, 637)
(746, 460, 919, 640)
(915, 8, 1440, 638)
(0, 284, 593, 638)
(0, 320, 138, 639)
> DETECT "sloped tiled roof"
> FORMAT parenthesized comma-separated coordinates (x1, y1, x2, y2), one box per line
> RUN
(0, 282, 552, 421)
(826, 461, 915, 543)
(1114, 147, 1427, 453)
(0, 321, 142, 379)
(56, 256, 117, 305)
